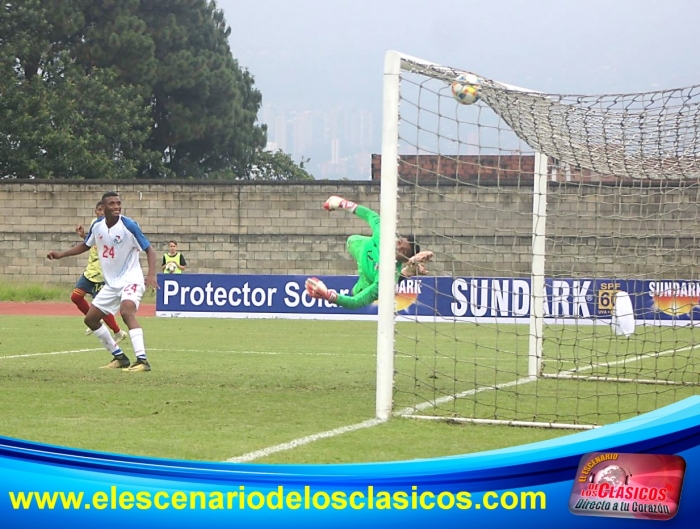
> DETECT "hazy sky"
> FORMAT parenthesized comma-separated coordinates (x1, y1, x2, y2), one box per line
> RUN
(222, 0, 700, 115)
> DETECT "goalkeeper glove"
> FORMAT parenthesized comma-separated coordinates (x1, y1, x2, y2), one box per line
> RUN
(305, 277, 338, 303)
(401, 251, 434, 277)
(323, 195, 357, 213)
(401, 262, 429, 277)
(409, 250, 434, 264)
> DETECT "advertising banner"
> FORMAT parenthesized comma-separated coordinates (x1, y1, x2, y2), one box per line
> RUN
(156, 275, 700, 324)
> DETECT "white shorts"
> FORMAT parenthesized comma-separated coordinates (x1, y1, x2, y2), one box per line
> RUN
(92, 283, 146, 316)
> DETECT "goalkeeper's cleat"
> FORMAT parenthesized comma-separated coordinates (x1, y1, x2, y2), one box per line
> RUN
(123, 358, 151, 372)
(100, 352, 130, 369)
(113, 330, 129, 345)
(323, 196, 357, 212)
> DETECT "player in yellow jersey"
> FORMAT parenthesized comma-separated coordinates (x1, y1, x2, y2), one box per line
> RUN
(162, 240, 187, 274)
(73, 201, 128, 344)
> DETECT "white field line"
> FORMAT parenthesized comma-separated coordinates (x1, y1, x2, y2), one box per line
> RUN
(394, 376, 537, 415)
(561, 343, 700, 375)
(153, 349, 497, 362)
(0, 348, 102, 359)
(0, 347, 413, 360)
(0, 345, 509, 362)
(227, 376, 537, 464)
(225, 418, 388, 463)
(227, 343, 700, 463)
(149, 348, 383, 357)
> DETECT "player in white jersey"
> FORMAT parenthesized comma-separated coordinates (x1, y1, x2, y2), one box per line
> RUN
(47, 192, 158, 372)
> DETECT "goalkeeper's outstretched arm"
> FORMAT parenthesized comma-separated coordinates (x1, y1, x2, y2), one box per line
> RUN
(334, 282, 378, 309)
(323, 196, 380, 235)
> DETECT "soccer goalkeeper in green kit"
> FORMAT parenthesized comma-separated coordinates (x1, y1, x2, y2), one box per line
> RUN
(305, 196, 434, 309)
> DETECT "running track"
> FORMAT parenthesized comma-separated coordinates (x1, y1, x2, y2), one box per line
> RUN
(0, 302, 156, 317)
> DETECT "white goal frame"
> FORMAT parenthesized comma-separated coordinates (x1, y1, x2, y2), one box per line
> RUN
(375, 50, 700, 428)
(376, 51, 551, 422)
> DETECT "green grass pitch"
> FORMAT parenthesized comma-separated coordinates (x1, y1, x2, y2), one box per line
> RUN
(1, 315, 697, 463)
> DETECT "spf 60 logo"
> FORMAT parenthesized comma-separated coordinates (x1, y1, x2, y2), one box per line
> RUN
(597, 282, 621, 313)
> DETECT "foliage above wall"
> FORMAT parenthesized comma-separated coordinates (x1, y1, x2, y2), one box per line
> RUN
(0, 0, 312, 181)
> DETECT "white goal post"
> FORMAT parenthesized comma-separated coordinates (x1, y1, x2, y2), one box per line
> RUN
(376, 50, 700, 428)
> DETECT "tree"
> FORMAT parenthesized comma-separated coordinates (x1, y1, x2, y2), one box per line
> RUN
(136, 0, 267, 177)
(0, 1, 159, 179)
(1, 0, 307, 180)
(244, 150, 314, 181)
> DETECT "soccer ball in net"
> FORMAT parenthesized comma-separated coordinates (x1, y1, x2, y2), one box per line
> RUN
(451, 73, 480, 105)
(164, 261, 177, 274)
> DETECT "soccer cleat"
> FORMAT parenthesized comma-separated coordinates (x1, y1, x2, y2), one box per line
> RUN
(123, 358, 151, 372)
(113, 330, 129, 344)
(100, 353, 131, 369)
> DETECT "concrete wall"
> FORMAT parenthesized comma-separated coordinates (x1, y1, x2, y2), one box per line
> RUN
(1, 180, 698, 286)
(0, 181, 394, 286)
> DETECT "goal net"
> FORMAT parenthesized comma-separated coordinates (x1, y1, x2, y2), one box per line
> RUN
(376, 51, 700, 429)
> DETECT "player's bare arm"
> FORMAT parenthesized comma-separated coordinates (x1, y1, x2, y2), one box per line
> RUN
(47, 242, 91, 260)
(144, 246, 159, 290)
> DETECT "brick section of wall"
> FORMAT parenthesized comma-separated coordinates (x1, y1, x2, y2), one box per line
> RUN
(1, 180, 698, 286)
(371, 154, 535, 184)
(370, 154, 667, 185)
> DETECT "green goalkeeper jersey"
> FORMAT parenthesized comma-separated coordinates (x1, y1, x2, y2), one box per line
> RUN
(334, 205, 402, 310)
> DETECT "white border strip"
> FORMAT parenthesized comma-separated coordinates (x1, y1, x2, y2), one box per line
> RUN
(156, 311, 380, 321)
(157, 312, 700, 327)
